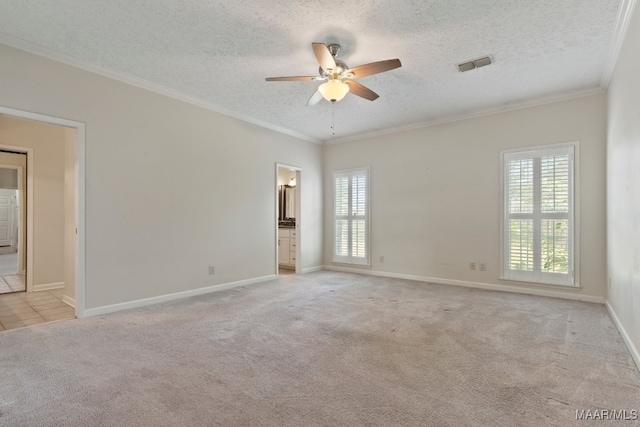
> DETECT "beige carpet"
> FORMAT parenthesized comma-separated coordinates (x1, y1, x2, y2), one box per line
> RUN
(1, 271, 639, 426)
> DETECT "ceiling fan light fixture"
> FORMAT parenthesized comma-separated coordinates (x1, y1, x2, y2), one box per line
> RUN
(318, 79, 350, 102)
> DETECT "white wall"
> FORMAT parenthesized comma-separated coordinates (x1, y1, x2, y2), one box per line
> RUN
(0, 43, 323, 311)
(607, 3, 640, 364)
(324, 93, 607, 300)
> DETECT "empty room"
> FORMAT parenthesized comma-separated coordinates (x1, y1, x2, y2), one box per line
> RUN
(1, 1, 639, 426)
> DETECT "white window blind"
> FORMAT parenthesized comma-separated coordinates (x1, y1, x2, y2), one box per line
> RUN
(333, 168, 369, 265)
(502, 144, 575, 286)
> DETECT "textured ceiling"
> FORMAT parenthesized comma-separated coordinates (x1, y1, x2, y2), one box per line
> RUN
(0, 0, 623, 143)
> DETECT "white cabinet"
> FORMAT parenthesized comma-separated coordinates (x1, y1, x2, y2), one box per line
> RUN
(278, 235, 290, 264)
(278, 228, 297, 267)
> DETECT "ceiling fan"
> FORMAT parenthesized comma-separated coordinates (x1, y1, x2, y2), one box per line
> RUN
(265, 43, 402, 105)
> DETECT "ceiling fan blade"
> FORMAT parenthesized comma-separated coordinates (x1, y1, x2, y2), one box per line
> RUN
(345, 80, 379, 101)
(312, 43, 337, 73)
(306, 90, 323, 106)
(347, 59, 402, 78)
(265, 76, 319, 82)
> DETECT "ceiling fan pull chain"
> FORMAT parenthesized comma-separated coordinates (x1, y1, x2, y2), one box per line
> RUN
(331, 101, 336, 136)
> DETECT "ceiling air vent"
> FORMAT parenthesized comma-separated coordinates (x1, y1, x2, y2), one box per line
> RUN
(457, 56, 492, 72)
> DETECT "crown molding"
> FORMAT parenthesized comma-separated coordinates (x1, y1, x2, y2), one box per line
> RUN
(0, 34, 321, 144)
(323, 86, 605, 145)
(600, 0, 638, 89)
(1, 25, 618, 147)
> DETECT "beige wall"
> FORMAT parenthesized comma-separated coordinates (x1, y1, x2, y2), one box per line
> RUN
(0, 116, 67, 288)
(607, 4, 640, 362)
(0, 43, 323, 311)
(324, 93, 607, 300)
(0, 168, 18, 189)
(278, 168, 296, 186)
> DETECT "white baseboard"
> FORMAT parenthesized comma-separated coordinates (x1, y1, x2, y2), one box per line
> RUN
(322, 265, 606, 304)
(62, 294, 76, 308)
(33, 282, 65, 292)
(302, 266, 323, 274)
(605, 301, 640, 372)
(84, 274, 276, 317)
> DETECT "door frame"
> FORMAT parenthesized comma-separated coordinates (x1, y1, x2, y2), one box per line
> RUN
(0, 163, 26, 277)
(275, 163, 301, 275)
(0, 105, 86, 318)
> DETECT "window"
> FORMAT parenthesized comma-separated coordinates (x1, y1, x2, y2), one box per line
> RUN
(333, 168, 369, 265)
(502, 144, 576, 286)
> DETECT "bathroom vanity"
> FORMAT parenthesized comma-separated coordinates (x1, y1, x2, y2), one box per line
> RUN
(278, 227, 296, 267)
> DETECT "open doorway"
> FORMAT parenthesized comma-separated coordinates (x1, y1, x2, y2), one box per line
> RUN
(0, 157, 26, 295)
(276, 164, 301, 276)
(0, 107, 85, 330)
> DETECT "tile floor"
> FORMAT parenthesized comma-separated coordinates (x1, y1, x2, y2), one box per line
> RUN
(0, 288, 75, 331)
(279, 267, 295, 276)
(0, 251, 19, 277)
(0, 274, 26, 294)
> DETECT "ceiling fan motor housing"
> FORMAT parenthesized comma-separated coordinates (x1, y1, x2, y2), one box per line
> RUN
(319, 59, 349, 79)
(317, 43, 349, 78)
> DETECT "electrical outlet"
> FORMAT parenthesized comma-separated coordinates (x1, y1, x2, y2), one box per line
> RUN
(208, 266, 215, 275)
(470, 262, 476, 270)
(479, 263, 486, 272)
(380, 255, 384, 263)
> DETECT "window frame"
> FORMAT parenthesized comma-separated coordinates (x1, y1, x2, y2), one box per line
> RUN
(332, 167, 370, 266)
(500, 142, 580, 287)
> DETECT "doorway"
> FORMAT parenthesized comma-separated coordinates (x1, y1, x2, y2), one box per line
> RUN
(276, 164, 301, 276)
(0, 105, 85, 322)
(0, 157, 26, 295)
(0, 187, 22, 294)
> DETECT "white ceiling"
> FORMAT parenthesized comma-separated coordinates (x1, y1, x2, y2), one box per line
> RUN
(0, 0, 624, 143)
